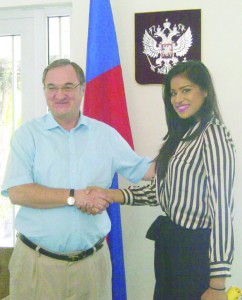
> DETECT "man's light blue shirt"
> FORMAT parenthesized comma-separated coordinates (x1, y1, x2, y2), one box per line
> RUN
(1, 113, 151, 252)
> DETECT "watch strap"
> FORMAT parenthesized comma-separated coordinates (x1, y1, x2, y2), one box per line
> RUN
(70, 189, 74, 197)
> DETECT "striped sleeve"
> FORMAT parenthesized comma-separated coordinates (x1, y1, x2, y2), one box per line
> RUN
(203, 122, 235, 277)
(121, 177, 158, 206)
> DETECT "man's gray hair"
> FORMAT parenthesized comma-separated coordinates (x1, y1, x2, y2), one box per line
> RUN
(42, 59, 86, 86)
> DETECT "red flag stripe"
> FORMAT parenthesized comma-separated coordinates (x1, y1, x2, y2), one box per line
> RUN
(84, 66, 134, 149)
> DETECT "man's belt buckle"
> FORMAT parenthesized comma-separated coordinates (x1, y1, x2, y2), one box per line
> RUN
(67, 254, 79, 262)
(67, 251, 90, 261)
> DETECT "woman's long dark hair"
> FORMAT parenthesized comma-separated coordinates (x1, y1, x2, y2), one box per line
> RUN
(155, 60, 223, 180)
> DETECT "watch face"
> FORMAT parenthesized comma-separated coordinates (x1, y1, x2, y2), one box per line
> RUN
(67, 196, 75, 206)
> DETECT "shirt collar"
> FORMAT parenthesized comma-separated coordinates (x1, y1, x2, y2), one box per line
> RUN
(43, 112, 89, 130)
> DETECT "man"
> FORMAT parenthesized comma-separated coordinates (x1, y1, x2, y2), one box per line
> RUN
(1, 59, 154, 300)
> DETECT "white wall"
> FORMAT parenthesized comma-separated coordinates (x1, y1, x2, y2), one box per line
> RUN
(1, 0, 242, 299)
(0, 0, 69, 7)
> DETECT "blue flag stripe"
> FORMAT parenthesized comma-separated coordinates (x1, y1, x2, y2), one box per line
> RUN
(86, 0, 120, 82)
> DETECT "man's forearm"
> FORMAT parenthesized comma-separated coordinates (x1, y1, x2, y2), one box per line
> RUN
(8, 183, 83, 208)
(8, 183, 110, 213)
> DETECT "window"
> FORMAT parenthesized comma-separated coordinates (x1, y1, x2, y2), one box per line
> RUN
(0, 35, 21, 246)
(48, 16, 70, 63)
(0, 6, 70, 247)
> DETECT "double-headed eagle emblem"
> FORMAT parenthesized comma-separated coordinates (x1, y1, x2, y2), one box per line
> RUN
(143, 18, 193, 74)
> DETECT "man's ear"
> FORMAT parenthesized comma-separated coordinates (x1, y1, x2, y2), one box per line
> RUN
(82, 83, 86, 92)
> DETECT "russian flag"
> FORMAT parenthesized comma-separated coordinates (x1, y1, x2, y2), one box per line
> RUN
(83, 0, 133, 299)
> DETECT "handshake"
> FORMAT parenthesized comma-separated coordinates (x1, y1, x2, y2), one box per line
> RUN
(74, 187, 123, 215)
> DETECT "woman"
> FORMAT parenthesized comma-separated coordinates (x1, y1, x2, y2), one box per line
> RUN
(86, 60, 236, 300)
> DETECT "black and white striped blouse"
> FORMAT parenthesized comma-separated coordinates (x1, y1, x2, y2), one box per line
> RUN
(122, 117, 236, 277)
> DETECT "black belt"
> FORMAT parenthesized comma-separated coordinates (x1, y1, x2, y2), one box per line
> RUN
(18, 233, 105, 262)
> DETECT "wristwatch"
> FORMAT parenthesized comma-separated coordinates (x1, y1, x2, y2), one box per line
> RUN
(67, 189, 75, 205)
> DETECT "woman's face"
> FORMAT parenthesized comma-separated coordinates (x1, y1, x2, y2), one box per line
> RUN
(170, 75, 207, 119)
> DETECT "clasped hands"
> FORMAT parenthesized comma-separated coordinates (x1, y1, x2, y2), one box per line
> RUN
(75, 187, 113, 215)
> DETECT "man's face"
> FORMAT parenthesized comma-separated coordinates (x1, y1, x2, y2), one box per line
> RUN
(44, 65, 85, 124)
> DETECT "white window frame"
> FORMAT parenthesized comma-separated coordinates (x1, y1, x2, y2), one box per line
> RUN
(0, 5, 71, 121)
(0, 5, 71, 247)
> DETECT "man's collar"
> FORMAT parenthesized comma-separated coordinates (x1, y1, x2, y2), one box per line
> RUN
(43, 112, 89, 130)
